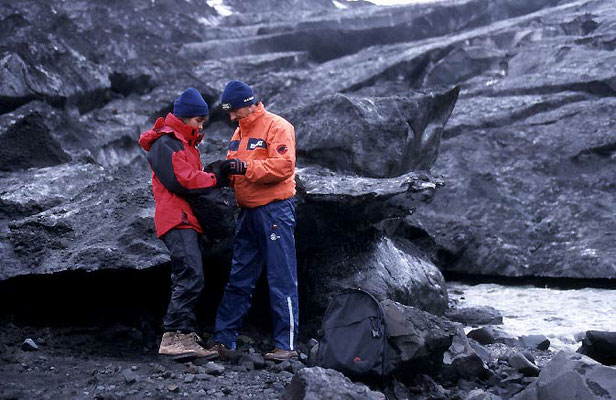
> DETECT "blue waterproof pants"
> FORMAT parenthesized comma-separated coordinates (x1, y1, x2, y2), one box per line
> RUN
(214, 198, 299, 350)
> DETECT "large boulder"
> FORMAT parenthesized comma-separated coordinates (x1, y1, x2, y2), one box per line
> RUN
(287, 88, 459, 177)
(380, 299, 459, 379)
(512, 352, 616, 400)
(296, 167, 447, 317)
(445, 306, 503, 326)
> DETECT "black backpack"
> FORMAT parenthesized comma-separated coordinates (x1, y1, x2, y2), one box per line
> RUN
(316, 288, 394, 378)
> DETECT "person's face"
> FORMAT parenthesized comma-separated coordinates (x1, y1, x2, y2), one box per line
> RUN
(185, 116, 207, 131)
(228, 105, 255, 122)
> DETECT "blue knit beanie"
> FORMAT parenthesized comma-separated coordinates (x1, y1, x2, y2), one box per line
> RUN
(173, 88, 209, 117)
(221, 80, 256, 111)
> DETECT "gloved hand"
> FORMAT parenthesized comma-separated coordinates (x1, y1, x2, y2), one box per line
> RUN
(204, 160, 230, 187)
(220, 159, 247, 175)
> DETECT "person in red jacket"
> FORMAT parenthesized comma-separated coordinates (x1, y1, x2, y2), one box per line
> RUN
(208, 80, 299, 361)
(139, 87, 224, 359)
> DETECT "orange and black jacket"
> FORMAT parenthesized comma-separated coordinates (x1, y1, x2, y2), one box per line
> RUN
(226, 102, 296, 208)
(139, 113, 218, 237)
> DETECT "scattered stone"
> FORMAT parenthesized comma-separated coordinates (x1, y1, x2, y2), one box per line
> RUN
(167, 384, 179, 393)
(239, 353, 265, 369)
(508, 352, 540, 377)
(272, 382, 286, 392)
(467, 327, 517, 346)
(204, 361, 225, 376)
(282, 367, 385, 400)
(577, 330, 616, 365)
(21, 338, 38, 352)
(518, 335, 550, 351)
(465, 388, 502, 400)
(289, 360, 305, 374)
(183, 374, 195, 383)
(122, 368, 138, 384)
(279, 371, 294, 380)
(445, 306, 503, 326)
(441, 327, 490, 381)
(195, 373, 211, 381)
(234, 364, 251, 372)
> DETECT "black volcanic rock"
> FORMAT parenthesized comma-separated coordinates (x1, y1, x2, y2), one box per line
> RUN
(512, 352, 616, 400)
(381, 299, 461, 379)
(445, 306, 503, 326)
(282, 366, 385, 400)
(186, 0, 563, 63)
(397, 0, 616, 279)
(577, 330, 616, 366)
(0, 112, 70, 171)
(286, 87, 459, 177)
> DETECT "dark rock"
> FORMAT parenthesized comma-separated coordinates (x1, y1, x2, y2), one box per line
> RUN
(468, 339, 492, 366)
(508, 352, 540, 377)
(466, 388, 502, 400)
(380, 299, 459, 380)
(0, 113, 70, 172)
(238, 353, 266, 370)
(21, 338, 38, 352)
(407, 0, 616, 279)
(467, 326, 518, 346)
(518, 335, 550, 351)
(512, 352, 616, 400)
(282, 366, 385, 400)
(289, 360, 305, 374)
(445, 306, 503, 326)
(577, 330, 616, 366)
(288, 87, 459, 177)
(121, 368, 138, 384)
(204, 362, 225, 376)
(441, 327, 490, 381)
(271, 360, 292, 373)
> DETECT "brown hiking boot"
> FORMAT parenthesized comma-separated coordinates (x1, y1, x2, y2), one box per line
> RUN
(264, 348, 298, 362)
(207, 343, 236, 360)
(158, 332, 218, 360)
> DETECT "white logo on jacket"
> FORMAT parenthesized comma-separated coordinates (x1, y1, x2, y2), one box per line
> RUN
(270, 233, 281, 241)
(250, 140, 264, 149)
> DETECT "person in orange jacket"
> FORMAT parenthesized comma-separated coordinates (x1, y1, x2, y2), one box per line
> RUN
(139, 88, 224, 360)
(209, 80, 299, 361)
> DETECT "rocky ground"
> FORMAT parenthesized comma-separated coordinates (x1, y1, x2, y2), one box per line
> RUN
(0, 319, 305, 400)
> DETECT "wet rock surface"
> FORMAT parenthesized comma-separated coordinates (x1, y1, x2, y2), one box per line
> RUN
(512, 351, 616, 400)
(445, 306, 504, 326)
(577, 330, 616, 366)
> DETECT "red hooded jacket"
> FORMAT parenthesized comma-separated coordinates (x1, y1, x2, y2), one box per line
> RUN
(139, 113, 218, 238)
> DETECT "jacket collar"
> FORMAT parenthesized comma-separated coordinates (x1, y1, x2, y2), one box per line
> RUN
(164, 113, 203, 146)
(239, 102, 266, 130)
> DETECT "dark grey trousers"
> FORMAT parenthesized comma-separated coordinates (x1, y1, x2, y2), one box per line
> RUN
(162, 228, 204, 333)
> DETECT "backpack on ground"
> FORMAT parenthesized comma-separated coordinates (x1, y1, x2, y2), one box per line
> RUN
(316, 288, 394, 378)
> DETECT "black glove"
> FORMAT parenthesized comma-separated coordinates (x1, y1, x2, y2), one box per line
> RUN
(205, 160, 230, 187)
(220, 159, 247, 175)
